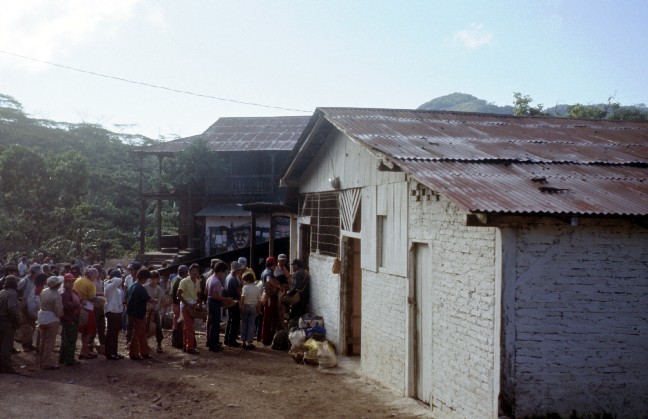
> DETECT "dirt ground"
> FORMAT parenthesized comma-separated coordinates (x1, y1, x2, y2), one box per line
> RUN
(0, 325, 433, 418)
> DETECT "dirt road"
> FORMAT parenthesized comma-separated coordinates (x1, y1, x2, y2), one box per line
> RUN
(0, 329, 432, 418)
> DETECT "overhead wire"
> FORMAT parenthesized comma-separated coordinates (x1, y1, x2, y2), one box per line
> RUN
(0, 49, 311, 114)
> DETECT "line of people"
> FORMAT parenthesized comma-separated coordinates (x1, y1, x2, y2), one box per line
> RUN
(0, 253, 311, 373)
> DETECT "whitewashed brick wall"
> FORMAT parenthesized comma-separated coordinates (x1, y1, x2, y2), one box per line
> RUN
(409, 184, 497, 418)
(510, 219, 648, 417)
(360, 268, 409, 391)
(307, 253, 342, 349)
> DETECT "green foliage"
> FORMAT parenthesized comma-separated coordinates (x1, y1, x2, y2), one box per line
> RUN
(0, 94, 158, 261)
(162, 138, 226, 194)
(513, 92, 545, 116)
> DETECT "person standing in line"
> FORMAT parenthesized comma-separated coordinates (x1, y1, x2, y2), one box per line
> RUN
(0, 276, 22, 374)
(73, 268, 100, 360)
(205, 262, 232, 352)
(177, 263, 202, 354)
(37, 276, 64, 370)
(144, 270, 164, 353)
(104, 269, 123, 360)
(123, 262, 141, 339)
(240, 270, 262, 350)
(170, 265, 188, 334)
(126, 268, 153, 361)
(223, 261, 244, 347)
(59, 273, 81, 366)
(90, 264, 106, 355)
(287, 259, 310, 327)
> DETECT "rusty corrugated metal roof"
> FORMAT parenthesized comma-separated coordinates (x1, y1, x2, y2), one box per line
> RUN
(283, 108, 648, 216)
(134, 116, 311, 155)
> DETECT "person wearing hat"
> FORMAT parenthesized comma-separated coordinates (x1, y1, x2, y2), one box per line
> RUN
(223, 261, 244, 347)
(59, 273, 82, 366)
(237, 257, 248, 269)
(287, 259, 310, 327)
(37, 276, 64, 370)
(126, 268, 154, 360)
(0, 275, 22, 373)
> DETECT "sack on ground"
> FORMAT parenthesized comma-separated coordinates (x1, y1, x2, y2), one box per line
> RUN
(299, 314, 324, 329)
(271, 329, 290, 351)
(305, 324, 327, 341)
(288, 328, 307, 347)
(288, 345, 306, 364)
(317, 340, 338, 369)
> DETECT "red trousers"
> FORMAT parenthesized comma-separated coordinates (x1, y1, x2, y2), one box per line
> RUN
(181, 306, 195, 351)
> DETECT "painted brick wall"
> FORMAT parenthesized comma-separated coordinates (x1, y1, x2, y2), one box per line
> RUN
(409, 184, 497, 418)
(361, 267, 409, 391)
(307, 253, 342, 349)
(511, 219, 648, 417)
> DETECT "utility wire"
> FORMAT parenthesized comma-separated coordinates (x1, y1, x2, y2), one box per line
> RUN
(0, 49, 311, 113)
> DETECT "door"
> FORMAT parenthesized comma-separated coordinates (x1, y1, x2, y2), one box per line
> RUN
(415, 243, 432, 404)
(343, 237, 362, 355)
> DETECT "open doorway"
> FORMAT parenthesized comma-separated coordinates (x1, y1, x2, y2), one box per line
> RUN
(342, 237, 362, 355)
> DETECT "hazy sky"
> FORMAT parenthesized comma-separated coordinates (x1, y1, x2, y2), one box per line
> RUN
(1, 0, 646, 140)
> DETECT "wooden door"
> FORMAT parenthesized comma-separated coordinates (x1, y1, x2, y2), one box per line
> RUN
(415, 243, 432, 404)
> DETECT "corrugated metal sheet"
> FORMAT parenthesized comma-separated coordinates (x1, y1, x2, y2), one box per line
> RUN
(134, 116, 310, 154)
(311, 108, 648, 216)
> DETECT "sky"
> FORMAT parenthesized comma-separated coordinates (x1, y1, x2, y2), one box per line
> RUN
(1, 0, 647, 140)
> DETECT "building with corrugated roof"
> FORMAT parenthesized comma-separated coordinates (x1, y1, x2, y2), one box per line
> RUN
(133, 115, 310, 267)
(280, 108, 648, 417)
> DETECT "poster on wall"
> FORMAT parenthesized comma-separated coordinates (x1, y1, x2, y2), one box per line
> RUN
(209, 223, 270, 255)
(272, 216, 290, 239)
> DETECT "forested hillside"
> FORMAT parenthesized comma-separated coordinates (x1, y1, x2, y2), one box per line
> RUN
(0, 94, 160, 262)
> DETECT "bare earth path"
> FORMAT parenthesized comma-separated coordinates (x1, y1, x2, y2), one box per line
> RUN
(0, 330, 433, 418)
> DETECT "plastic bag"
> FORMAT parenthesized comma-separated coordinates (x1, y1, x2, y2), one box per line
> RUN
(289, 328, 306, 347)
(317, 341, 338, 369)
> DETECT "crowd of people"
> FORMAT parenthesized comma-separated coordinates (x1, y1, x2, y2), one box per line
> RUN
(0, 252, 310, 374)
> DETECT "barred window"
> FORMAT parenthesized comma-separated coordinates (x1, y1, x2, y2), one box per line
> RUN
(299, 192, 340, 256)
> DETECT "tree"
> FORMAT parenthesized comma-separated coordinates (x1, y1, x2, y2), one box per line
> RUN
(513, 92, 544, 116)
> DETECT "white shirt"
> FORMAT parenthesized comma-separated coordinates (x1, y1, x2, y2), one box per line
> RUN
(104, 277, 123, 313)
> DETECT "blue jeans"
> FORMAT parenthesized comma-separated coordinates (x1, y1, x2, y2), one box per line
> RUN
(240, 305, 257, 344)
(207, 299, 222, 350)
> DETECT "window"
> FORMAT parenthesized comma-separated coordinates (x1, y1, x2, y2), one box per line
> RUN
(299, 192, 340, 256)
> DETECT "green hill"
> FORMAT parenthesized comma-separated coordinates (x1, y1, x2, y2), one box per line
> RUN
(418, 93, 513, 114)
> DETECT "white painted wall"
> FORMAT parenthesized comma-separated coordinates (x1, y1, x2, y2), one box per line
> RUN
(307, 253, 342, 349)
(506, 219, 648, 417)
(408, 182, 497, 418)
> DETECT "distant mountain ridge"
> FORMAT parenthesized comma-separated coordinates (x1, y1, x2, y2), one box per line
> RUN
(418, 92, 648, 121)
(418, 93, 514, 114)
